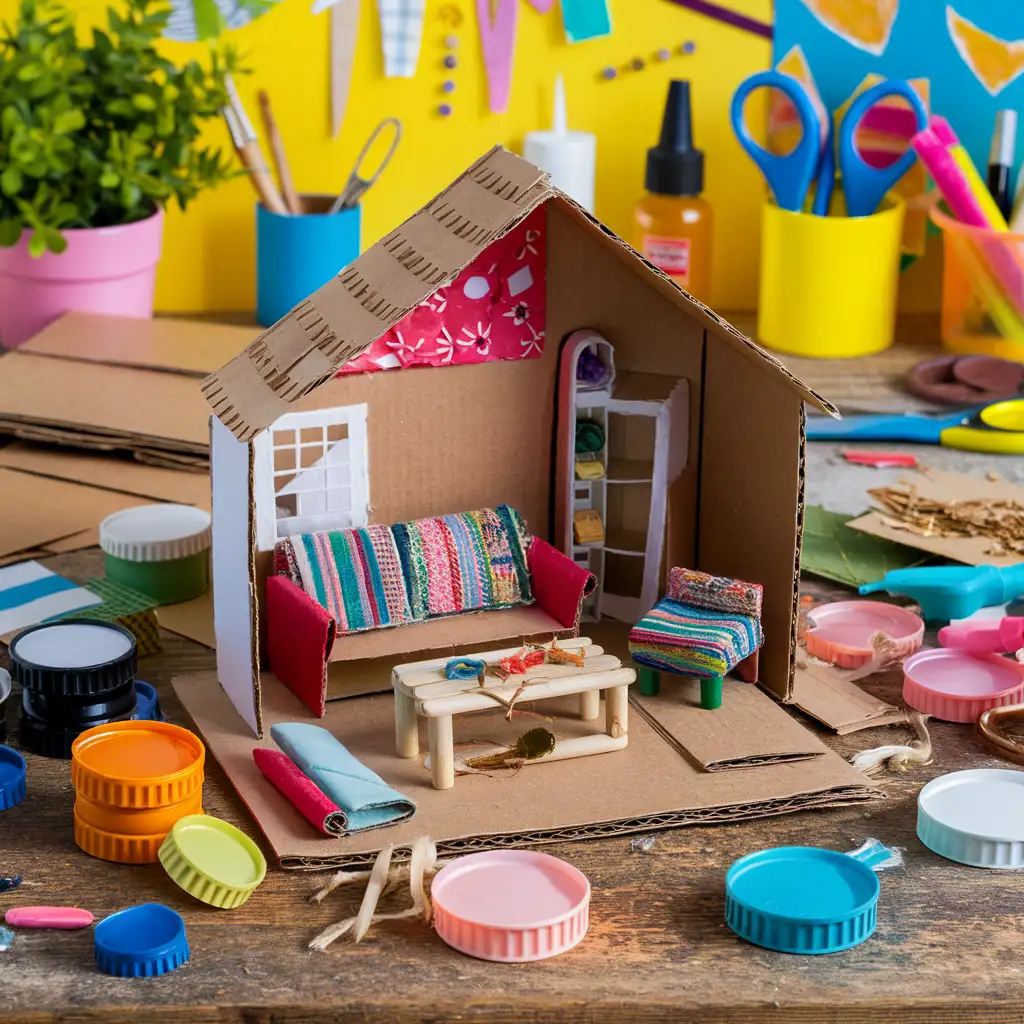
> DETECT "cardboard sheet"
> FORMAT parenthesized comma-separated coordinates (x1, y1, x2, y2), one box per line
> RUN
(633, 677, 825, 771)
(0, 444, 210, 507)
(157, 589, 216, 649)
(790, 662, 909, 735)
(19, 312, 255, 376)
(173, 669, 879, 869)
(0, 467, 155, 560)
(847, 470, 1024, 568)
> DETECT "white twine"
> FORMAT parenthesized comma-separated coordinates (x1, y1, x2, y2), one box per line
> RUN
(850, 712, 932, 776)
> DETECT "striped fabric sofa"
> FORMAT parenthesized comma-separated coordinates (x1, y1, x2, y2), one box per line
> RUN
(265, 505, 596, 717)
(628, 568, 764, 711)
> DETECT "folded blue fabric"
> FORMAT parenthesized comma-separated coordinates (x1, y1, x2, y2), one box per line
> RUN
(271, 723, 415, 835)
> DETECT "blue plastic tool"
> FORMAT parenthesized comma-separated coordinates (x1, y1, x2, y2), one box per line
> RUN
(725, 846, 880, 954)
(860, 564, 1024, 622)
(731, 73, 928, 218)
(94, 904, 189, 978)
(806, 399, 1024, 454)
(0, 746, 26, 812)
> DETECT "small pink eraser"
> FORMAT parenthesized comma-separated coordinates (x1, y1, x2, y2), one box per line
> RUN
(5, 906, 95, 929)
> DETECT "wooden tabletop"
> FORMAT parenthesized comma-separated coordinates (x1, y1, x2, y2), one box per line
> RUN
(2, 550, 1023, 1024)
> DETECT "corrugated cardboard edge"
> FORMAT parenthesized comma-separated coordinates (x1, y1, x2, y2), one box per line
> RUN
(791, 661, 910, 735)
(202, 147, 837, 444)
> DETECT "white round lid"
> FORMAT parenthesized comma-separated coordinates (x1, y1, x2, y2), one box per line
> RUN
(100, 505, 212, 563)
(12, 622, 134, 669)
(918, 769, 1024, 869)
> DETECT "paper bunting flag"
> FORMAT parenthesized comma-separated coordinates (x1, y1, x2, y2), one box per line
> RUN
(797, 0, 899, 57)
(376, 0, 427, 78)
(560, 0, 612, 44)
(164, 0, 279, 41)
(947, 5, 1024, 97)
(477, 0, 556, 114)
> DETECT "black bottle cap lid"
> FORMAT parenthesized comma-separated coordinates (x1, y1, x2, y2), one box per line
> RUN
(19, 696, 139, 760)
(23, 680, 138, 725)
(10, 622, 137, 697)
(645, 80, 704, 196)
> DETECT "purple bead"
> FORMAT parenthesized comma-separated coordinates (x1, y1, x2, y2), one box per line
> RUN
(443, 53, 458, 69)
(656, 48, 671, 61)
(601, 66, 617, 80)
(444, 34, 459, 48)
(681, 40, 696, 54)
(442, 79, 456, 93)
(438, 103, 453, 117)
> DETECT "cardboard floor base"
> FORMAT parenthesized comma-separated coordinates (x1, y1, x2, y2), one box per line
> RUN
(791, 661, 909, 735)
(633, 677, 825, 770)
(173, 670, 881, 870)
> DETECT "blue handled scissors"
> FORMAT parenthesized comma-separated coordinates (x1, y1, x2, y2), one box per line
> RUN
(731, 73, 929, 217)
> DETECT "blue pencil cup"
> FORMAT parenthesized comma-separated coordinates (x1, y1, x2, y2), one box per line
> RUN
(256, 196, 361, 327)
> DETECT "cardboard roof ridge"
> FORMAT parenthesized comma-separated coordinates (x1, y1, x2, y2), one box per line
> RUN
(202, 146, 835, 442)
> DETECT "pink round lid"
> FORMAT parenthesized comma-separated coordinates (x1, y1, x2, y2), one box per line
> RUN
(431, 850, 590, 962)
(805, 601, 924, 669)
(903, 648, 1024, 723)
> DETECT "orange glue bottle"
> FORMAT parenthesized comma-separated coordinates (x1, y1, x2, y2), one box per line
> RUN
(633, 80, 712, 303)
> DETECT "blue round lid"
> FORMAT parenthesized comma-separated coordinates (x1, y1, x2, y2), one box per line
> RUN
(94, 904, 189, 978)
(0, 745, 26, 812)
(726, 846, 880, 955)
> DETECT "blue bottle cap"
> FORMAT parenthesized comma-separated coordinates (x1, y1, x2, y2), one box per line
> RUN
(725, 846, 879, 955)
(134, 681, 163, 722)
(94, 903, 189, 978)
(0, 746, 26, 812)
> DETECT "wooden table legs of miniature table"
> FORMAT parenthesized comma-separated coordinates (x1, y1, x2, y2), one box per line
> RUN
(392, 637, 636, 790)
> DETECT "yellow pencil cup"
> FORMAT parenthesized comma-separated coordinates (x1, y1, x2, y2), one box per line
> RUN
(756, 194, 905, 359)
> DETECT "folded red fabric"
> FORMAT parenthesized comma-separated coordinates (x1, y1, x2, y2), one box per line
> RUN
(252, 747, 346, 836)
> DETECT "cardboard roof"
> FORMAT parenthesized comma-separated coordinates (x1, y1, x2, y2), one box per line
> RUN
(203, 147, 836, 442)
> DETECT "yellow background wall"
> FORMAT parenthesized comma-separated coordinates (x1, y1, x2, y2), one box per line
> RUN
(2, 0, 940, 313)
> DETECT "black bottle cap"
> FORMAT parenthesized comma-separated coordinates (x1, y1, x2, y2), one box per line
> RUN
(24, 680, 138, 725)
(19, 693, 138, 760)
(645, 80, 704, 197)
(10, 622, 137, 697)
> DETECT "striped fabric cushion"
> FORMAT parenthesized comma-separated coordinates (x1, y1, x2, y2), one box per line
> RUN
(274, 505, 533, 635)
(628, 598, 763, 678)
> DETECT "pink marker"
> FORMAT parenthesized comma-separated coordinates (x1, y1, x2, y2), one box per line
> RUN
(939, 617, 1024, 656)
(5, 906, 94, 930)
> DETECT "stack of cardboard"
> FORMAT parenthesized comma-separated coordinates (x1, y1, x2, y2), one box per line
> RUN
(0, 312, 256, 469)
(0, 313, 255, 567)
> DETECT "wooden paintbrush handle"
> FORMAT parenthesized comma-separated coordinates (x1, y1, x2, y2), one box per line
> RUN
(257, 90, 302, 215)
(239, 141, 289, 215)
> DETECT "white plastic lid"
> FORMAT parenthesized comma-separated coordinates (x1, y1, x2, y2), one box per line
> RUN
(918, 768, 1024, 869)
(100, 505, 212, 563)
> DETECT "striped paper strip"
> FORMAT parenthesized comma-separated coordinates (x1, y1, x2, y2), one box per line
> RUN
(0, 561, 103, 637)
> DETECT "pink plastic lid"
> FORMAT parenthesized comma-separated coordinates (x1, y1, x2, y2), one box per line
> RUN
(903, 648, 1024, 723)
(431, 850, 590, 962)
(5, 906, 95, 929)
(805, 601, 924, 669)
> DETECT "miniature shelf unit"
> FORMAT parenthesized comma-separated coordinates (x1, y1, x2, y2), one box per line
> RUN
(556, 330, 688, 624)
(392, 637, 636, 790)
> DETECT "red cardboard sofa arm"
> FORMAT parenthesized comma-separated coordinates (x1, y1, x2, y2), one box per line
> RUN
(266, 574, 336, 718)
(528, 537, 597, 629)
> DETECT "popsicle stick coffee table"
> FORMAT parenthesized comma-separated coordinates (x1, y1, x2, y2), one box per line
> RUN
(391, 637, 636, 790)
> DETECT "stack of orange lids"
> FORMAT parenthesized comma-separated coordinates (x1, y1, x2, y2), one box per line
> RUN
(71, 721, 205, 864)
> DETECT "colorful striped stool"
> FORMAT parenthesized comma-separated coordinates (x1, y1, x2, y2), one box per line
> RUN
(627, 569, 764, 711)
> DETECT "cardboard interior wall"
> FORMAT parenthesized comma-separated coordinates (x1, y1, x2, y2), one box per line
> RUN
(202, 147, 833, 735)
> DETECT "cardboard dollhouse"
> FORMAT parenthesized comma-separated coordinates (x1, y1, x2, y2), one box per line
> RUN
(202, 146, 835, 737)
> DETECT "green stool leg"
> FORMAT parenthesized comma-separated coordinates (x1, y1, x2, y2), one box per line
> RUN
(638, 668, 661, 696)
(700, 675, 724, 710)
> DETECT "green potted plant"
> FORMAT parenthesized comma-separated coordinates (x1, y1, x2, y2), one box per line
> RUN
(0, 0, 239, 347)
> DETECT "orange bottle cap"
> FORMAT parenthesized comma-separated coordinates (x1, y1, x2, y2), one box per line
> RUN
(71, 721, 204, 809)
(74, 792, 204, 866)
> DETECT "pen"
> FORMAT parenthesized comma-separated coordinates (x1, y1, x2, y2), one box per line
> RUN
(987, 109, 1017, 223)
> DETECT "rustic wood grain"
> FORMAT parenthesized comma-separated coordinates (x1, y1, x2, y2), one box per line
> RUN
(2, 551, 1021, 1023)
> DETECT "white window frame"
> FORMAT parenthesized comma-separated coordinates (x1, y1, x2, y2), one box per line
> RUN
(259, 404, 370, 540)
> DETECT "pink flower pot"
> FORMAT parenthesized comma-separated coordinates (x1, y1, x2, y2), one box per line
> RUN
(0, 208, 164, 348)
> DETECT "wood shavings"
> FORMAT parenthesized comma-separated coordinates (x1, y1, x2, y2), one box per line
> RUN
(309, 838, 442, 951)
(850, 712, 932, 777)
(870, 484, 1024, 556)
